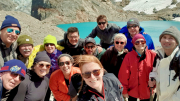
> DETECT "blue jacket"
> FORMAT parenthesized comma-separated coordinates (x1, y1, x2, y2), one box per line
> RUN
(119, 25, 155, 51)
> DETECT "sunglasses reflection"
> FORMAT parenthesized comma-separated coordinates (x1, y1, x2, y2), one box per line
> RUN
(82, 69, 102, 79)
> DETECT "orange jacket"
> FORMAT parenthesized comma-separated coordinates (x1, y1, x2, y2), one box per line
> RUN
(49, 67, 80, 101)
(118, 48, 156, 100)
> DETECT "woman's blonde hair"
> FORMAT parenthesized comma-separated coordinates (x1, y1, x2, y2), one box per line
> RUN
(114, 33, 127, 45)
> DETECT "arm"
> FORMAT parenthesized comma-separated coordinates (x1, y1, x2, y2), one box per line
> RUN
(86, 27, 97, 38)
(57, 39, 65, 46)
(49, 74, 70, 101)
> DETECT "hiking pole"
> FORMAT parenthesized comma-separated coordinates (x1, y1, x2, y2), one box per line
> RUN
(150, 78, 155, 101)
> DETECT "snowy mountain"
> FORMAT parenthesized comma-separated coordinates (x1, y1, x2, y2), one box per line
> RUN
(123, 0, 180, 14)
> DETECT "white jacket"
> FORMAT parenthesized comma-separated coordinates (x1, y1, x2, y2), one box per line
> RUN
(150, 46, 180, 101)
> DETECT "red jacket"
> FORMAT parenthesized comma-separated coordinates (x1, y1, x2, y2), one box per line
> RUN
(118, 48, 156, 100)
(49, 67, 80, 101)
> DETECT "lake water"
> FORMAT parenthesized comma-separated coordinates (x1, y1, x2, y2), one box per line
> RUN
(57, 21, 180, 46)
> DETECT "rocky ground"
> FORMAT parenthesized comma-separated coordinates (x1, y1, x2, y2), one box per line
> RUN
(0, 11, 65, 46)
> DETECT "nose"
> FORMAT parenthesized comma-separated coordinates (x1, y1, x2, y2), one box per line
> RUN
(89, 73, 96, 79)
(14, 75, 21, 81)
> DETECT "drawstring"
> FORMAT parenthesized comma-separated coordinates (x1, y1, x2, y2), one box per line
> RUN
(167, 71, 171, 87)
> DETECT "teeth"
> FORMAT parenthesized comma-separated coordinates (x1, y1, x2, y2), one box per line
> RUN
(40, 70, 45, 72)
(91, 80, 97, 83)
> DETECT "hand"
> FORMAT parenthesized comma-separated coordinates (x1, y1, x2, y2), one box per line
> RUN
(123, 93, 129, 98)
(143, 32, 147, 34)
(148, 79, 156, 88)
(97, 46, 103, 53)
(107, 46, 114, 50)
(123, 49, 129, 53)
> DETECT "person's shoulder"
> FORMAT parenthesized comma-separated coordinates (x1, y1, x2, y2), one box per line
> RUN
(142, 33, 152, 39)
(51, 69, 62, 77)
(103, 73, 120, 85)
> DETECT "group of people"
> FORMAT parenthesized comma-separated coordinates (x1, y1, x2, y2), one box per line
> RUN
(0, 14, 179, 101)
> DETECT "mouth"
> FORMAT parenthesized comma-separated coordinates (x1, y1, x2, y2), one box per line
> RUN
(90, 79, 98, 83)
(40, 69, 46, 74)
(63, 67, 69, 72)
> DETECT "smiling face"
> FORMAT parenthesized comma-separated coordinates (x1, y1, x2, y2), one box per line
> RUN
(19, 44, 33, 58)
(134, 38, 146, 51)
(127, 24, 140, 37)
(58, 56, 72, 76)
(114, 38, 126, 52)
(81, 62, 103, 90)
(160, 34, 178, 51)
(44, 43, 56, 54)
(84, 43, 96, 55)
(33, 61, 51, 78)
(97, 19, 107, 30)
(67, 32, 79, 45)
(0, 27, 20, 47)
(1, 72, 21, 90)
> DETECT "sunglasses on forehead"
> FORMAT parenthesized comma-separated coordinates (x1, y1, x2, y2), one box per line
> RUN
(7, 28, 20, 35)
(98, 22, 106, 25)
(127, 25, 138, 29)
(82, 69, 101, 79)
(10, 72, 24, 81)
(58, 61, 71, 66)
(45, 43, 55, 47)
(135, 40, 146, 45)
(37, 63, 51, 69)
(115, 41, 125, 45)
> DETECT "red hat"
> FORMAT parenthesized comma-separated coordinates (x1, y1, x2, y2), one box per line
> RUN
(132, 34, 146, 45)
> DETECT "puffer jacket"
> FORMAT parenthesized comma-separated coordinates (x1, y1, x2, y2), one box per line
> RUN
(150, 47, 180, 101)
(49, 67, 80, 101)
(118, 47, 156, 100)
(119, 25, 155, 51)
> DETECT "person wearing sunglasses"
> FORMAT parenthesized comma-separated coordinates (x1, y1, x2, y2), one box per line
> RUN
(119, 18, 155, 52)
(118, 34, 156, 101)
(69, 55, 124, 101)
(16, 35, 34, 67)
(101, 34, 127, 78)
(82, 37, 106, 60)
(87, 15, 121, 49)
(49, 54, 80, 101)
(0, 15, 21, 68)
(7, 51, 51, 101)
(0, 59, 26, 100)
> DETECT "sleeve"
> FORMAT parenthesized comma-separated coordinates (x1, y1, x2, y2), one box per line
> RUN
(172, 82, 180, 101)
(49, 73, 70, 101)
(7, 76, 28, 101)
(86, 27, 97, 38)
(118, 55, 130, 94)
(148, 37, 155, 50)
(57, 39, 65, 46)
(112, 24, 121, 33)
(98, 48, 106, 60)
(100, 50, 109, 71)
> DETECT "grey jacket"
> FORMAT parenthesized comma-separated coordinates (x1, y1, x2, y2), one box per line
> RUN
(0, 38, 17, 68)
(87, 23, 120, 45)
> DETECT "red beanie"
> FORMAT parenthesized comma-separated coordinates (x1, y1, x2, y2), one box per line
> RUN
(132, 34, 146, 45)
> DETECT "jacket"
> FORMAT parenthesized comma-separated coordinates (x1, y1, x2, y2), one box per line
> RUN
(77, 73, 124, 101)
(118, 47, 156, 100)
(0, 38, 17, 68)
(101, 46, 127, 77)
(57, 32, 84, 56)
(49, 67, 80, 101)
(28, 44, 64, 68)
(87, 23, 120, 45)
(0, 79, 2, 100)
(7, 70, 49, 101)
(119, 25, 155, 51)
(150, 47, 180, 101)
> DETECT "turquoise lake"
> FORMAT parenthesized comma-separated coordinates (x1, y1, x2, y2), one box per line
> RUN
(57, 21, 180, 46)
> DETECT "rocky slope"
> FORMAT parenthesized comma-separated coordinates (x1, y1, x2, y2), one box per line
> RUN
(0, 11, 64, 46)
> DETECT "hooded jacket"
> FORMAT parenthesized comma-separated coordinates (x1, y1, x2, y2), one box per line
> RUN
(118, 47, 156, 100)
(57, 32, 84, 56)
(150, 47, 180, 101)
(87, 23, 120, 46)
(119, 25, 155, 51)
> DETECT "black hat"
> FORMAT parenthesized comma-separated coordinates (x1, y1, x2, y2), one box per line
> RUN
(85, 37, 96, 45)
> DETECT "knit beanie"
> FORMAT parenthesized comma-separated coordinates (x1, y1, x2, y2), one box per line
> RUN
(58, 54, 74, 64)
(0, 59, 27, 79)
(1, 15, 21, 31)
(34, 51, 51, 64)
(132, 34, 146, 45)
(159, 26, 180, 45)
(127, 18, 140, 26)
(43, 35, 57, 47)
(17, 35, 33, 46)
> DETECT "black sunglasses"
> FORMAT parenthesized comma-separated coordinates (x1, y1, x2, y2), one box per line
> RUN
(10, 72, 24, 81)
(127, 25, 138, 29)
(85, 45, 95, 49)
(98, 22, 106, 25)
(82, 69, 101, 79)
(115, 41, 125, 45)
(45, 43, 55, 47)
(58, 61, 71, 66)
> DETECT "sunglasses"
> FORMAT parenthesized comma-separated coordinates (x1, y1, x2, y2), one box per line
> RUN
(58, 61, 71, 66)
(82, 69, 101, 79)
(85, 45, 95, 49)
(7, 28, 20, 35)
(45, 43, 55, 47)
(127, 25, 138, 29)
(38, 63, 51, 69)
(98, 22, 106, 25)
(135, 40, 146, 45)
(10, 72, 24, 81)
(115, 41, 125, 45)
